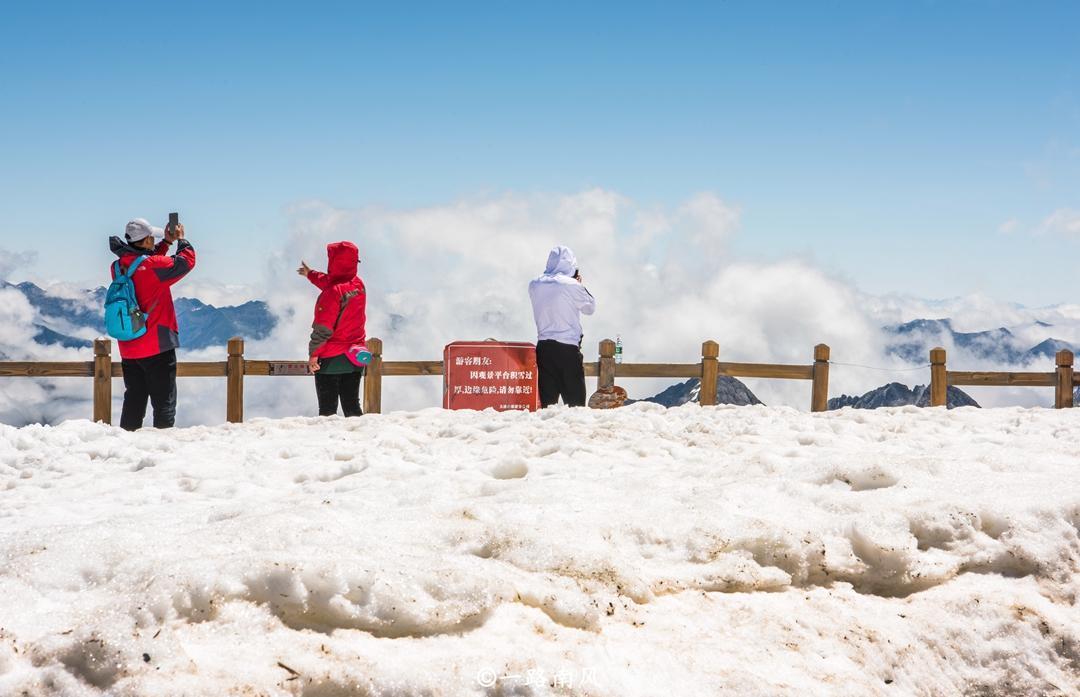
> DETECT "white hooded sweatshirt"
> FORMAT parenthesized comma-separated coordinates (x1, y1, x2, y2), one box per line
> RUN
(528, 245, 596, 347)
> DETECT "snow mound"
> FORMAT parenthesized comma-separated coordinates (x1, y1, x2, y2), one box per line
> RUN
(1, 405, 1079, 695)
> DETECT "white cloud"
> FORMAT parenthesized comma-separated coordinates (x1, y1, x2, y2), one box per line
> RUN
(992, 209, 1080, 239)
(0, 288, 38, 350)
(243, 190, 888, 412)
(1041, 208, 1080, 238)
(177, 281, 261, 307)
(677, 192, 741, 248)
(0, 248, 38, 282)
(997, 218, 1020, 235)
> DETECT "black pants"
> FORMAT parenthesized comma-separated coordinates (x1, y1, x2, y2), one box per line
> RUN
(315, 370, 364, 417)
(120, 349, 177, 431)
(536, 340, 586, 408)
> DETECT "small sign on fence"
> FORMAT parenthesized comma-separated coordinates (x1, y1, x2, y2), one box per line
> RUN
(268, 362, 312, 376)
(443, 341, 539, 411)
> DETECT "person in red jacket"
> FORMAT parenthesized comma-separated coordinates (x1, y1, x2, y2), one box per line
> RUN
(109, 218, 196, 430)
(297, 241, 367, 416)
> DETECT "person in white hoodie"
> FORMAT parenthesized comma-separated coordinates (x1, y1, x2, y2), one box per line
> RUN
(528, 245, 596, 407)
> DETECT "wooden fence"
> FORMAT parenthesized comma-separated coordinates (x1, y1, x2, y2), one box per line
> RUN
(928, 346, 1076, 409)
(0, 339, 1075, 425)
(588, 339, 831, 411)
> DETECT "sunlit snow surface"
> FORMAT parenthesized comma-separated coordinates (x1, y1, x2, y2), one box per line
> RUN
(1, 404, 1079, 696)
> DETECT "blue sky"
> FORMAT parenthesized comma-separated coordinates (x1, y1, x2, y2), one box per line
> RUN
(0, 1, 1077, 304)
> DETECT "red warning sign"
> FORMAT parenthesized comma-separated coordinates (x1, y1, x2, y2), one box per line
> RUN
(443, 341, 539, 412)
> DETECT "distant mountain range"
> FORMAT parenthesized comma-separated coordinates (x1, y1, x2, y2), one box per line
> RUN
(636, 376, 979, 410)
(2, 281, 276, 351)
(884, 318, 1076, 365)
(173, 298, 276, 350)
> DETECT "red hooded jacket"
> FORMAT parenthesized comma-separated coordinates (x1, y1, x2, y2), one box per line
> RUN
(109, 236, 197, 360)
(307, 241, 367, 358)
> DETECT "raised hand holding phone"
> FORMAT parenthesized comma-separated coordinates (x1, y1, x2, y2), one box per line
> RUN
(165, 212, 182, 243)
(165, 224, 185, 243)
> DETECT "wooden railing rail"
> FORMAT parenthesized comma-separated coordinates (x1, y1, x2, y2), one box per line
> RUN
(0, 362, 94, 377)
(947, 372, 1056, 387)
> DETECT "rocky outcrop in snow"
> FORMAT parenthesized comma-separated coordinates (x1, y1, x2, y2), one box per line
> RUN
(828, 382, 979, 410)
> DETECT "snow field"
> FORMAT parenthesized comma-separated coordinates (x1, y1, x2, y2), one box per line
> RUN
(0, 404, 1078, 695)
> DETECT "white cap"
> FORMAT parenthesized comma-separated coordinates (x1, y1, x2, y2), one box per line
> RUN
(125, 218, 164, 243)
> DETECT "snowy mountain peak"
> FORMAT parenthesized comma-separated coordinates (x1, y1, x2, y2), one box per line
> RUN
(828, 382, 979, 410)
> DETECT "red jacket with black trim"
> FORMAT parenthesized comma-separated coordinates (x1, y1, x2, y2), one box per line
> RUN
(109, 236, 197, 360)
(307, 241, 366, 359)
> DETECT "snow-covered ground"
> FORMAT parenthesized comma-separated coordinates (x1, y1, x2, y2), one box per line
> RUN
(1, 404, 1079, 696)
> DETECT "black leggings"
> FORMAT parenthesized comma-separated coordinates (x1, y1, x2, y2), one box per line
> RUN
(120, 349, 177, 430)
(314, 370, 364, 417)
(536, 340, 587, 407)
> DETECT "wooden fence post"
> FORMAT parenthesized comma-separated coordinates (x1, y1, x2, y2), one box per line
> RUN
(364, 337, 384, 414)
(598, 339, 616, 390)
(700, 340, 719, 406)
(811, 343, 830, 412)
(930, 347, 947, 407)
(226, 337, 245, 423)
(93, 338, 112, 424)
(1055, 349, 1074, 409)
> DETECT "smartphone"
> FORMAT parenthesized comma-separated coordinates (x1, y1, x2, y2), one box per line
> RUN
(168, 212, 179, 235)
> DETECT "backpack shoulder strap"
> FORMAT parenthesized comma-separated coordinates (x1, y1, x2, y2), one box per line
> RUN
(123, 255, 149, 277)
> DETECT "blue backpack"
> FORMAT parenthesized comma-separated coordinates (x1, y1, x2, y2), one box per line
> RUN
(104, 256, 149, 341)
